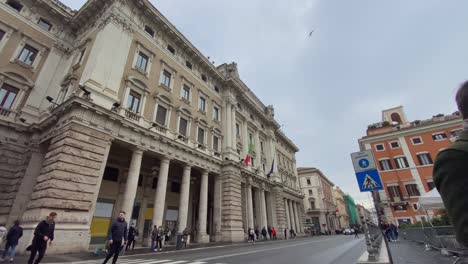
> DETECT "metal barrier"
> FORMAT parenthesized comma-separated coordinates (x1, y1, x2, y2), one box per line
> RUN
(402, 226, 468, 256)
(362, 219, 384, 261)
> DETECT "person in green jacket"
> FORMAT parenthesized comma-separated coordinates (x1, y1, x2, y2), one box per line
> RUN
(434, 81, 468, 247)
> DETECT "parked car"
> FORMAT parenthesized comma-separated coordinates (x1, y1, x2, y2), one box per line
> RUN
(343, 229, 355, 235)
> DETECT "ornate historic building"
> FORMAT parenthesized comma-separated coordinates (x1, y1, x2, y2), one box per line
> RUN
(0, 0, 304, 253)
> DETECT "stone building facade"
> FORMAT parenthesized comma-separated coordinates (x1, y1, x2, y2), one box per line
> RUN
(297, 167, 338, 233)
(0, 0, 304, 253)
(333, 187, 349, 230)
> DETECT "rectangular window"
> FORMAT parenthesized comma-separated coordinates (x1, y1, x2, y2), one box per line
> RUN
(432, 133, 447, 141)
(417, 153, 433, 166)
(171, 182, 180, 193)
(427, 181, 435, 191)
(103, 167, 119, 182)
(411, 137, 422, 145)
(249, 133, 253, 145)
(162, 70, 171, 87)
(405, 184, 421, 197)
(450, 130, 462, 138)
(0, 29, 4, 42)
(375, 144, 384, 151)
(155, 105, 167, 126)
(179, 117, 188, 136)
(167, 45, 176, 54)
(37, 18, 52, 31)
(197, 127, 205, 144)
(201, 74, 207, 82)
(0, 84, 19, 110)
(213, 106, 220, 121)
(307, 179, 311, 185)
(387, 185, 403, 201)
(181, 85, 190, 101)
(213, 135, 220, 151)
(310, 201, 316, 209)
(185, 61, 192, 69)
(260, 141, 264, 153)
(236, 123, 240, 138)
(214, 86, 220, 93)
(379, 159, 393, 171)
(126, 91, 141, 113)
(198, 96, 206, 112)
(18, 44, 38, 65)
(135, 51, 149, 72)
(394, 156, 409, 169)
(308, 189, 313, 195)
(144, 25, 155, 37)
(390, 141, 400, 148)
(6, 0, 23, 12)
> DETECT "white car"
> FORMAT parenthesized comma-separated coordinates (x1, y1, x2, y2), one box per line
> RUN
(343, 229, 355, 235)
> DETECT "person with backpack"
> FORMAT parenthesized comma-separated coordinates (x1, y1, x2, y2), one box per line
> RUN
(1, 220, 23, 263)
(102, 211, 128, 264)
(28, 212, 56, 264)
(261, 227, 267, 240)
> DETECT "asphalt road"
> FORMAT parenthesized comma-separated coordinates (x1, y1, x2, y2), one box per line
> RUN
(52, 236, 366, 264)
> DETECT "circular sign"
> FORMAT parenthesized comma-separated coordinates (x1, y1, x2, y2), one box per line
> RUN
(358, 158, 370, 168)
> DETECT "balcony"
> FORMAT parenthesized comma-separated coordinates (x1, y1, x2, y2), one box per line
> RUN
(124, 109, 141, 122)
(390, 196, 410, 206)
(307, 208, 321, 214)
(308, 196, 315, 202)
(0, 107, 12, 117)
(151, 122, 167, 134)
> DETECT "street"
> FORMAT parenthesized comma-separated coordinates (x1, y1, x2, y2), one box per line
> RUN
(49, 236, 365, 264)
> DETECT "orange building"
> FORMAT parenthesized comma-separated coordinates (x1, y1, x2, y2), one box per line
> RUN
(358, 106, 463, 225)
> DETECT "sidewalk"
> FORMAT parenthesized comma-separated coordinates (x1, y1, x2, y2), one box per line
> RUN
(1, 236, 307, 263)
(388, 239, 459, 264)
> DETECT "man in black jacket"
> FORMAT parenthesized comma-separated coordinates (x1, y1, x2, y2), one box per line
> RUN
(125, 223, 137, 251)
(1, 220, 23, 263)
(103, 211, 128, 264)
(28, 212, 56, 264)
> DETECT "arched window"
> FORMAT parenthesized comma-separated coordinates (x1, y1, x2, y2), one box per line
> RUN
(391, 113, 402, 124)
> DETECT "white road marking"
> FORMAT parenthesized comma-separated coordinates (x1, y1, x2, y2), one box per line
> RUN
(196, 238, 336, 262)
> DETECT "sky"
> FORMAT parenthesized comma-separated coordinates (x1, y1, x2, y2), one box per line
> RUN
(62, 0, 467, 208)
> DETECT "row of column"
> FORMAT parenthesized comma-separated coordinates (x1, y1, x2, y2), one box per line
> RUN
(122, 148, 210, 242)
(284, 198, 303, 234)
(245, 183, 269, 231)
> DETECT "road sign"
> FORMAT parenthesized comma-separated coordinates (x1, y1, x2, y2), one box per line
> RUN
(355, 169, 383, 192)
(351, 150, 377, 172)
(351, 150, 384, 192)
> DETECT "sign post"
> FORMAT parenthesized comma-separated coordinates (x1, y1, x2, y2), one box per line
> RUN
(351, 150, 383, 192)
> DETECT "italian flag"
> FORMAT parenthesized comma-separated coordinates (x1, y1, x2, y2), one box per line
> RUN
(244, 143, 254, 166)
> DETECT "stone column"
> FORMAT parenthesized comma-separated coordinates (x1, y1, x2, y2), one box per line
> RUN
(121, 148, 144, 224)
(284, 198, 291, 229)
(231, 105, 237, 150)
(213, 175, 222, 241)
(225, 103, 232, 150)
(197, 170, 209, 243)
(137, 175, 148, 244)
(178, 165, 191, 232)
(254, 130, 261, 170)
(288, 200, 296, 233)
(259, 189, 268, 233)
(293, 202, 301, 234)
(246, 182, 254, 229)
(152, 157, 171, 227)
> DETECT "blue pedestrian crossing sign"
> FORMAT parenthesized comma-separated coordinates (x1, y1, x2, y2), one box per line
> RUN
(351, 150, 384, 192)
(355, 169, 383, 192)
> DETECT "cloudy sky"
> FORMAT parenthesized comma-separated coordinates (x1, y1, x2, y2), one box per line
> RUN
(62, 0, 466, 207)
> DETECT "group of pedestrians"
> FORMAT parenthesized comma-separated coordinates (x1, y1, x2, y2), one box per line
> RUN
(0, 212, 56, 264)
(381, 222, 398, 242)
(247, 226, 277, 243)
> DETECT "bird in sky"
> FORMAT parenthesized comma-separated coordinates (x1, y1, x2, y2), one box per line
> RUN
(309, 30, 314, 37)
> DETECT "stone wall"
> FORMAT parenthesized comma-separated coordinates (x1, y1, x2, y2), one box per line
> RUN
(219, 164, 244, 242)
(18, 122, 112, 254)
(273, 187, 287, 238)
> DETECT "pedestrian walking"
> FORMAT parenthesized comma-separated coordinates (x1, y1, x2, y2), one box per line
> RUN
(390, 223, 398, 242)
(272, 227, 277, 240)
(268, 226, 272, 239)
(27, 212, 57, 264)
(248, 228, 255, 243)
(150, 225, 157, 251)
(284, 228, 288, 240)
(164, 227, 170, 245)
(102, 211, 128, 264)
(353, 227, 359, 238)
(182, 228, 190, 248)
(125, 223, 137, 251)
(1, 220, 23, 263)
(155, 226, 164, 251)
(255, 228, 259, 241)
(434, 81, 468, 248)
(261, 227, 267, 240)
